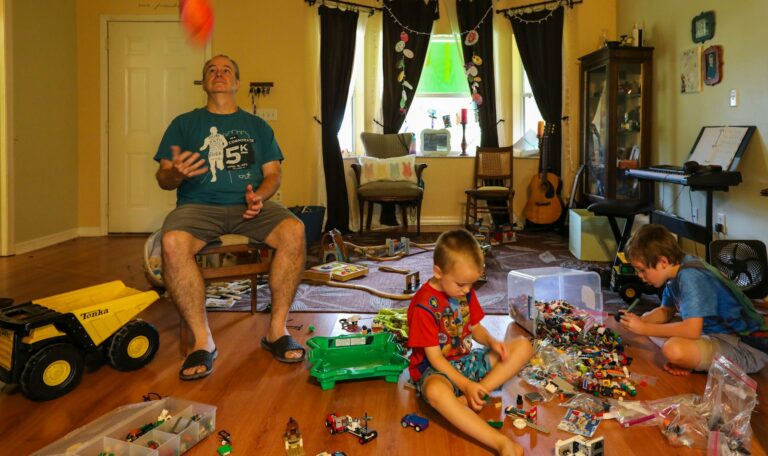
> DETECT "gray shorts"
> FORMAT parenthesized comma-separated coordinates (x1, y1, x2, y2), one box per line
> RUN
(650, 334, 768, 374)
(161, 201, 297, 244)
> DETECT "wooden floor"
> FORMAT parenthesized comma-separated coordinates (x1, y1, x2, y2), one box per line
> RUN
(1, 234, 767, 455)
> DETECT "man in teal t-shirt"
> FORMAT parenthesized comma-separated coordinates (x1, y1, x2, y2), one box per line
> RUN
(154, 55, 306, 380)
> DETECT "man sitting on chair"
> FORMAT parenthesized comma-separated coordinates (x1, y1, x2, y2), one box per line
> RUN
(154, 54, 306, 380)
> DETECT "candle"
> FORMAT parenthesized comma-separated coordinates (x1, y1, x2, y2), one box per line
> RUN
(537, 121, 545, 138)
(461, 108, 468, 125)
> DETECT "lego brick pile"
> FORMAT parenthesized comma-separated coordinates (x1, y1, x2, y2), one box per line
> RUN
(526, 300, 639, 400)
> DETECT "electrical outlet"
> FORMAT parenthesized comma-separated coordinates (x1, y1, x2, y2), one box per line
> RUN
(729, 89, 738, 107)
(692, 207, 699, 224)
(274, 190, 282, 202)
(716, 213, 726, 234)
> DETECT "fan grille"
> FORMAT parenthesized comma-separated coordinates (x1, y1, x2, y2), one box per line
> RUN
(710, 240, 768, 299)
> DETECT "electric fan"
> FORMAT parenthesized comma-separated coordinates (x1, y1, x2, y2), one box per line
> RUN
(709, 240, 768, 299)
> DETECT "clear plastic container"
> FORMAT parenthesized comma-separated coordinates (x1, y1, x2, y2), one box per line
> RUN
(508, 267, 603, 335)
(31, 398, 216, 456)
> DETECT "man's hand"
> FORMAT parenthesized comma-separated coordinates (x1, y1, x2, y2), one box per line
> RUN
(171, 145, 208, 179)
(243, 184, 263, 219)
(619, 311, 646, 334)
(488, 338, 508, 361)
(462, 381, 489, 412)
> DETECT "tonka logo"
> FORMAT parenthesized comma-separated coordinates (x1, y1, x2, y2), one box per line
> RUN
(0, 329, 10, 337)
(80, 308, 109, 320)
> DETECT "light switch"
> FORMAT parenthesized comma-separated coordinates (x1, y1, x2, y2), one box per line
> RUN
(256, 108, 278, 121)
(729, 89, 738, 107)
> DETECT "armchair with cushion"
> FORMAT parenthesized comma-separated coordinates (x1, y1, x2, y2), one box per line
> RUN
(464, 146, 515, 229)
(351, 132, 427, 234)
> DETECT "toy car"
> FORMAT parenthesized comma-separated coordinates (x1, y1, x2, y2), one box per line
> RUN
(400, 413, 429, 432)
(0, 281, 159, 401)
(325, 412, 377, 444)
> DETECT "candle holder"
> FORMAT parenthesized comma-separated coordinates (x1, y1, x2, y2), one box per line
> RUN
(460, 123, 467, 156)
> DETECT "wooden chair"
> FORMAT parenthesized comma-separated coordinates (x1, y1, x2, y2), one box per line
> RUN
(179, 234, 272, 356)
(351, 132, 428, 234)
(464, 146, 515, 229)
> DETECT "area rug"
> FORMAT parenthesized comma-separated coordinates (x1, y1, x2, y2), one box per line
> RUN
(207, 230, 649, 316)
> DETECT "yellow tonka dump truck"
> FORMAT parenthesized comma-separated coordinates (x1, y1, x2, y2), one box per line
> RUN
(0, 281, 160, 401)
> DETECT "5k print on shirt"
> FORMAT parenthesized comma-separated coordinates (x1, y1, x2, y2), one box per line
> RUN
(200, 127, 255, 183)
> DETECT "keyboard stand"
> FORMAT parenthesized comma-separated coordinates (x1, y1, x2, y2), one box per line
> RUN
(649, 189, 716, 261)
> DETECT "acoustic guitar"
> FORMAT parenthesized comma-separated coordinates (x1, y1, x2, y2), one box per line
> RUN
(524, 123, 564, 226)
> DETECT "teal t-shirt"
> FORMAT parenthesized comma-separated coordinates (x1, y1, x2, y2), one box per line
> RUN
(153, 108, 283, 206)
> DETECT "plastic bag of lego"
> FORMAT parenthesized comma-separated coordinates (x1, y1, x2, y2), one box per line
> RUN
(558, 393, 611, 415)
(613, 394, 700, 428)
(703, 355, 757, 455)
(657, 402, 710, 449)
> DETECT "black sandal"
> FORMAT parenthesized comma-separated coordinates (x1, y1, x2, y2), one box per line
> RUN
(261, 335, 306, 364)
(179, 348, 218, 380)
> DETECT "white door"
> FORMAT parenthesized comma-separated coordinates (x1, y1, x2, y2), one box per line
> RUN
(108, 21, 205, 232)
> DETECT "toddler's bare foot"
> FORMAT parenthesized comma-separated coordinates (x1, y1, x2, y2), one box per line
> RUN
(497, 436, 524, 456)
(664, 361, 692, 376)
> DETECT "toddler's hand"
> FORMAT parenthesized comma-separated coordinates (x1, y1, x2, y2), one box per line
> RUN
(463, 381, 488, 412)
(489, 339, 508, 361)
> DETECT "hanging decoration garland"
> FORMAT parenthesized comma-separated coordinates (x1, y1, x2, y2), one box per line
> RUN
(384, 1, 494, 116)
(395, 31, 415, 114)
(501, 0, 568, 24)
(463, 29, 483, 107)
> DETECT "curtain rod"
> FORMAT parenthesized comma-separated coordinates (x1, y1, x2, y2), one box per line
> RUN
(496, 0, 581, 16)
(305, 0, 383, 14)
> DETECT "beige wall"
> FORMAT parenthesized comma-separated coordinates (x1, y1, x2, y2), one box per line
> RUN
(10, 0, 615, 248)
(617, 0, 768, 249)
(13, 0, 78, 243)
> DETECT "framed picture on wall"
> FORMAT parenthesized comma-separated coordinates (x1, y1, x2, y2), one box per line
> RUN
(680, 46, 703, 94)
(692, 11, 715, 43)
(704, 45, 723, 85)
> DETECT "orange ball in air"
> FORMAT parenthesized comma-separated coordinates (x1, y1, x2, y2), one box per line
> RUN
(180, 0, 214, 47)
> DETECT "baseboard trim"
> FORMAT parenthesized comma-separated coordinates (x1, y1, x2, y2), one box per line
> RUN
(15, 228, 80, 254)
(420, 216, 464, 226)
(78, 226, 105, 237)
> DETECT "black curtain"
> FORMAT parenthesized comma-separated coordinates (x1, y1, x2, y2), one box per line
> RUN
(319, 6, 358, 233)
(509, 7, 563, 177)
(382, 0, 439, 134)
(457, 0, 498, 148)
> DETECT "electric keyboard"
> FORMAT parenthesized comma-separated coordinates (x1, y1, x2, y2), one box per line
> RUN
(646, 164, 686, 175)
(626, 168, 742, 189)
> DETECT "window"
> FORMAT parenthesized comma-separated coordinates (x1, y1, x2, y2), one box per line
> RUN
(522, 70, 543, 139)
(400, 35, 480, 154)
(338, 92, 354, 156)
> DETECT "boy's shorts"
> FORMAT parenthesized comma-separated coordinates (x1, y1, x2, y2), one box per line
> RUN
(162, 201, 297, 244)
(415, 348, 492, 401)
(650, 334, 768, 374)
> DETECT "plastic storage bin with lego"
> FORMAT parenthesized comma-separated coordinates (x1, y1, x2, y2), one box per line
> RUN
(32, 397, 216, 456)
(508, 267, 603, 336)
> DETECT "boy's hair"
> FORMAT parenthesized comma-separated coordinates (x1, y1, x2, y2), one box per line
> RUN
(434, 229, 484, 272)
(202, 54, 240, 81)
(626, 224, 685, 267)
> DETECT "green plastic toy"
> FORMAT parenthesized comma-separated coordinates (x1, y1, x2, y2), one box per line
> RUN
(307, 332, 409, 390)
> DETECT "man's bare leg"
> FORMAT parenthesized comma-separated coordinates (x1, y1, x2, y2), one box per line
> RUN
(263, 218, 306, 359)
(162, 230, 214, 376)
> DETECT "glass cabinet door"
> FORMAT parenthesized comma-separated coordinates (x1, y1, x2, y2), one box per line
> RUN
(585, 65, 608, 199)
(616, 62, 643, 199)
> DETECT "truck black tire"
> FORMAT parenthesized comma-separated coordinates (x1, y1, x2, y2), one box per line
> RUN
(20, 343, 84, 401)
(108, 320, 159, 371)
(619, 283, 638, 303)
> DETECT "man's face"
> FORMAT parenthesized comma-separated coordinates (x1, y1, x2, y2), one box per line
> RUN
(203, 56, 239, 95)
